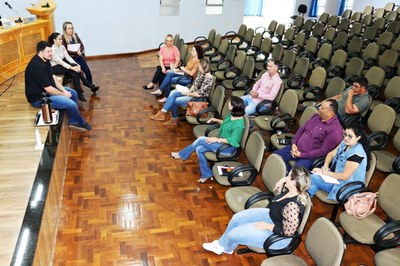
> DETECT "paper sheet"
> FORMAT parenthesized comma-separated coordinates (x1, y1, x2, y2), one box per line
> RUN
(312, 171, 340, 184)
(67, 43, 81, 52)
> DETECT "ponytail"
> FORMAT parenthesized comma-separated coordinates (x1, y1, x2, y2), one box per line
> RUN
(290, 166, 311, 206)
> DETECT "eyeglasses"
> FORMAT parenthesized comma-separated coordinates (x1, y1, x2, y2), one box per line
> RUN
(165, 39, 173, 42)
(343, 133, 355, 139)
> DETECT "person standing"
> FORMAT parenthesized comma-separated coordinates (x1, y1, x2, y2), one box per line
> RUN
(25, 41, 92, 132)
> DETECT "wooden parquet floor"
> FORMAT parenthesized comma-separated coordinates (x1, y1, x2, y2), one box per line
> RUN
(51, 53, 385, 265)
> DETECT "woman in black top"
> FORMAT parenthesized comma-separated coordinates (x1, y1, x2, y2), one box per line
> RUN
(203, 166, 311, 255)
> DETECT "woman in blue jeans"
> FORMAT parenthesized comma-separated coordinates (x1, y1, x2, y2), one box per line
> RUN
(170, 96, 246, 183)
(150, 45, 204, 103)
(150, 59, 213, 125)
(202, 167, 311, 255)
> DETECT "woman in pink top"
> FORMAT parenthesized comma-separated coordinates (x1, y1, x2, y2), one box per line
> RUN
(143, 34, 180, 90)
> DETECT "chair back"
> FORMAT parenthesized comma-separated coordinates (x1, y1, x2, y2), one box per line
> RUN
(292, 57, 310, 78)
(217, 39, 229, 56)
(275, 24, 286, 37)
(242, 57, 255, 79)
(299, 106, 318, 127)
(378, 173, 400, 220)
(237, 24, 247, 37)
(304, 37, 318, 54)
(333, 31, 348, 49)
(173, 33, 180, 46)
(316, 43, 333, 62)
(267, 20, 278, 34)
(243, 28, 255, 44)
(345, 57, 364, 77)
(297, 195, 312, 235)
(271, 44, 284, 61)
(240, 115, 251, 149)
(318, 13, 330, 24)
(179, 44, 188, 65)
(351, 12, 362, 22)
(384, 76, 400, 100)
(212, 34, 222, 49)
(326, 15, 339, 28)
(338, 18, 350, 31)
(244, 130, 265, 172)
(309, 67, 326, 89)
(311, 22, 325, 38)
(394, 128, 400, 152)
(209, 85, 225, 114)
(347, 37, 363, 54)
(330, 49, 347, 68)
(252, 32, 263, 49)
(368, 104, 396, 134)
(349, 22, 362, 35)
(293, 32, 306, 48)
(207, 29, 216, 44)
(279, 89, 299, 117)
(325, 77, 346, 98)
(261, 154, 286, 191)
(306, 217, 345, 266)
(341, 9, 352, 19)
(361, 14, 373, 27)
(281, 50, 296, 73)
(233, 50, 246, 70)
(293, 16, 304, 28)
(365, 66, 385, 87)
(372, 17, 386, 32)
(365, 152, 377, 187)
(379, 50, 398, 69)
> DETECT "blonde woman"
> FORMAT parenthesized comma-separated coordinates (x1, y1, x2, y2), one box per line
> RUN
(62, 21, 99, 93)
(203, 167, 311, 255)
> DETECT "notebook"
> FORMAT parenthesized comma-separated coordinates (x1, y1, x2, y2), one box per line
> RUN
(175, 84, 190, 94)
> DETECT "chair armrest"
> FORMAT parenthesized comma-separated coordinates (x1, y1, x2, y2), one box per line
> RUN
(216, 144, 241, 162)
(287, 74, 305, 90)
(373, 220, 400, 249)
(253, 51, 269, 63)
(279, 65, 292, 79)
(311, 156, 326, 169)
(217, 59, 233, 71)
(344, 74, 358, 84)
(385, 97, 400, 113)
(264, 234, 302, 257)
(363, 57, 377, 69)
(335, 181, 366, 202)
(232, 75, 252, 90)
(367, 131, 390, 150)
(347, 51, 361, 59)
(209, 51, 225, 63)
(340, 114, 364, 128)
(313, 57, 329, 68)
(245, 45, 259, 56)
(244, 191, 275, 209)
(224, 66, 242, 79)
(299, 50, 315, 61)
(227, 164, 258, 186)
(303, 86, 323, 101)
(196, 107, 217, 124)
(204, 123, 220, 137)
(327, 65, 344, 78)
(382, 66, 395, 79)
(393, 156, 400, 175)
(271, 114, 296, 132)
(255, 100, 278, 115)
(367, 85, 382, 99)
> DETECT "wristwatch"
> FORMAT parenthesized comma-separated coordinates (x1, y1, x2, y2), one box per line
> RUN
(217, 138, 221, 143)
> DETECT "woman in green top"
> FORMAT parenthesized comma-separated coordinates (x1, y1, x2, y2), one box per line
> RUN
(171, 96, 246, 183)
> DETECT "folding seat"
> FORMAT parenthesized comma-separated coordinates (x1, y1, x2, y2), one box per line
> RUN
(326, 49, 347, 78)
(332, 31, 349, 51)
(374, 128, 400, 174)
(361, 42, 379, 70)
(254, 89, 299, 133)
(376, 31, 394, 54)
(312, 43, 333, 69)
(194, 29, 216, 51)
(339, 174, 400, 247)
(346, 36, 363, 59)
(298, 37, 319, 61)
(362, 5, 374, 16)
(280, 27, 295, 48)
(293, 67, 326, 102)
(210, 43, 235, 73)
(364, 66, 385, 100)
(244, 32, 262, 57)
(313, 153, 376, 222)
(350, 12, 362, 23)
(270, 106, 318, 151)
(336, 18, 350, 33)
(225, 154, 286, 213)
(253, 38, 272, 73)
(271, 24, 285, 44)
(211, 129, 262, 187)
(319, 27, 336, 46)
(288, 32, 306, 54)
(214, 50, 246, 83)
(284, 57, 310, 90)
(236, 28, 255, 51)
(375, 248, 400, 266)
(303, 77, 345, 107)
(261, 217, 345, 266)
(325, 15, 340, 28)
(318, 12, 330, 25)
(278, 50, 296, 79)
(262, 20, 278, 39)
(343, 57, 364, 86)
(222, 56, 255, 90)
(341, 9, 352, 20)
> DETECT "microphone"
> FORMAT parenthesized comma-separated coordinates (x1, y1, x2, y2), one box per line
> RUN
(4, 2, 23, 23)
(41, 2, 50, 8)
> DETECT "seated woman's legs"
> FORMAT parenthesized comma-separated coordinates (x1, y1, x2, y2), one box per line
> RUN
(308, 173, 334, 197)
(74, 56, 93, 84)
(151, 72, 179, 95)
(170, 95, 193, 119)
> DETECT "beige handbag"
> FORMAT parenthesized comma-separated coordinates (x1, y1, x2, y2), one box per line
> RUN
(344, 192, 378, 219)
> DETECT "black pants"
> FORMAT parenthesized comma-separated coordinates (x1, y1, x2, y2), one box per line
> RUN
(151, 66, 170, 85)
(52, 65, 83, 93)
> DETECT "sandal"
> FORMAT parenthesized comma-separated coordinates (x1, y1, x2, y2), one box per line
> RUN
(170, 152, 181, 159)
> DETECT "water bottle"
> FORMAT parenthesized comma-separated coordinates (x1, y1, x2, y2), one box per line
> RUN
(40, 93, 53, 124)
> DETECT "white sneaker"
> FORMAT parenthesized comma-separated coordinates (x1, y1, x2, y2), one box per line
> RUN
(202, 240, 224, 255)
(158, 97, 167, 103)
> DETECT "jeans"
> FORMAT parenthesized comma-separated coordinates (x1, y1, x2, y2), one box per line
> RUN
(160, 72, 193, 97)
(241, 95, 259, 116)
(218, 208, 292, 252)
(308, 173, 334, 197)
(30, 87, 86, 126)
(151, 66, 169, 85)
(274, 145, 314, 172)
(178, 136, 236, 179)
(161, 90, 193, 118)
(74, 56, 93, 84)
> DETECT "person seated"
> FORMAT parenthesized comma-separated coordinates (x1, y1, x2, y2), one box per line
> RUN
(48, 32, 98, 102)
(274, 99, 343, 171)
(202, 167, 311, 255)
(150, 45, 203, 103)
(241, 59, 282, 116)
(150, 59, 213, 125)
(143, 34, 180, 90)
(62, 21, 100, 93)
(25, 41, 92, 131)
(170, 96, 245, 183)
(328, 76, 370, 119)
(307, 124, 370, 200)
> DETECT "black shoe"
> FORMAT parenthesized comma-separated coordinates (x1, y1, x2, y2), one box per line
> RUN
(68, 122, 92, 131)
(77, 93, 87, 102)
(91, 86, 100, 94)
(142, 85, 154, 90)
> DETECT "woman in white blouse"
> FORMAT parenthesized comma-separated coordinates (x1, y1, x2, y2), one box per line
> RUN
(48, 32, 98, 102)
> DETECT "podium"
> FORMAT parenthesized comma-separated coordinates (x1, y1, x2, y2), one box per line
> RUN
(0, 3, 56, 85)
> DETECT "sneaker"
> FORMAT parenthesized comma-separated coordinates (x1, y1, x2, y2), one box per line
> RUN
(69, 122, 92, 132)
(158, 97, 167, 103)
(82, 122, 92, 130)
(202, 240, 224, 255)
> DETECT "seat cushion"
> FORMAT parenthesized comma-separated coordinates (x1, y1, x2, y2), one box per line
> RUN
(374, 248, 400, 266)
(339, 212, 385, 244)
(225, 186, 263, 213)
(212, 161, 243, 186)
(254, 115, 273, 131)
(314, 190, 339, 204)
(374, 150, 396, 173)
(261, 255, 307, 266)
(193, 124, 219, 138)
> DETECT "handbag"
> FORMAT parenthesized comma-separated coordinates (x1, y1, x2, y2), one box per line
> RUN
(186, 101, 209, 118)
(344, 192, 378, 219)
